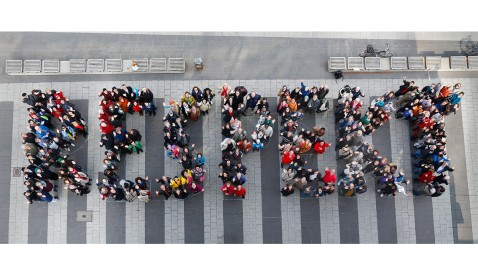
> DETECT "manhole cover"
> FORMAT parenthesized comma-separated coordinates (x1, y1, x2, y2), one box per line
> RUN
(76, 211, 93, 222)
(12, 167, 22, 177)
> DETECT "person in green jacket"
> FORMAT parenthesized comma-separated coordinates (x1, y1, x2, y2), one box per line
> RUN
(128, 140, 143, 154)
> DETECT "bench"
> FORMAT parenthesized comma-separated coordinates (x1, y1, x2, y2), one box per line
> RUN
(364, 57, 381, 70)
(468, 56, 478, 69)
(450, 56, 468, 69)
(105, 59, 122, 72)
(132, 58, 149, 72)
(168, 58, 186, 72)
(42, 60, 60, 73)
(69, 59, 86, 73)
(23, 60, 42, 73)
(5, 60, 22, 74)
(347, 57, 364, 70)
(150, 58, 167, 72)
(408, 57, 425, 70)
(328, 57, 346, 70)
(390, 57, 407, 70)
(425, 56, 442, 70)
(87, 59, 104, 72)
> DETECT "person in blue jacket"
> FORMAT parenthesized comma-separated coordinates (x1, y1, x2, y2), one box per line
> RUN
(245, 91, 261, 113)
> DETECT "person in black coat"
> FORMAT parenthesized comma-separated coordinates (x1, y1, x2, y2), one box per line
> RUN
(173, 188, 188, 199)
(191, 86, 204, 103)
(222, 106, 237, 123)
(219, 160, 235, 174)
(245, 92, 261, 112)
(218, 171, 232, 184)
(234, 162, 247, 175)
(138, 88, 154, 103)
(281, 184, 295, 196)
(100, 133, 115, 151)
(164, 110, 180, 124)
(155, 184, 172, 200)
(179, 154, 193, 170)
(164, 132, 177, 148)
(111, 186, 125, 201)
(24, 190, 41, 204)
(126, 128, 142, 142)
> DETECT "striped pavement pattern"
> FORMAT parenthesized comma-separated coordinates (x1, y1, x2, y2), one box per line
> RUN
(0, 78, 475, 244)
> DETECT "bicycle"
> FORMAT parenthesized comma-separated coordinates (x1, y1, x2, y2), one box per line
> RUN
(460, 35, 478, 56)
(359, 43, 393, 57)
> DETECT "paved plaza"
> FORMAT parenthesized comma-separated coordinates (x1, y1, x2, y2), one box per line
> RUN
(0, 32, 477, 244)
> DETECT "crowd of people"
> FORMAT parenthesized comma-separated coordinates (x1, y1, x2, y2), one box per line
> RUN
(21, 79, 462, 204)
(334, 85, 411, 197)
(97, 85, 154, 202)
(21, 89, 91, 204)
(219, 83, 265, 199)
(394, 79, 462, 197)
(276, 82, 335, 198)
(156, 87, 213, 200)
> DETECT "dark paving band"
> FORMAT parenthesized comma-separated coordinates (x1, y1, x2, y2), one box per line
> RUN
(144, 98, 165, 244)
(0, 101, 13, 243)
(261, 98, 282, 244)
(370, 104, 398, 244)
(184, 109, 205, 244)
(333, 99, 360, 244)
(66, 99, 89, 244)
(299, 111, 321, 244)
(105, 159, 126, 243)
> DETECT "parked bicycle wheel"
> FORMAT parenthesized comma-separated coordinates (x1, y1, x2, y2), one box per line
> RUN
(359, 52, 375, 57)
(377, 51, 393, 57)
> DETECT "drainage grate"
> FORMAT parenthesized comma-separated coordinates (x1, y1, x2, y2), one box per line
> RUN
(76, 211, 93, 222)
(12, 167, 22, 177)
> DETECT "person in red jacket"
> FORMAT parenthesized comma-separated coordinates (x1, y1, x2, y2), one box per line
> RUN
(98, 109, 110, 122)
(221, 181, 235, 196)
(234, 185, 246, 199)
(188, 181, 204, 194)
(313, 141, 331, 154)
(417, 117, 435, 130)
(322, 167, 337, 185)
(100, 121, 115, 134)
(128, 101, 144, 115)
(99, 99, 113, 111)
(281, 150, 296, 167)
(418, 170, 435, 183)
(53, 91, 68, 104)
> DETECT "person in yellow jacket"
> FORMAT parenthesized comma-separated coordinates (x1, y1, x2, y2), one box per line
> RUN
(170, 176, 188, 189)
(180, 169, 193, 184)
(180, 92, 196, 106)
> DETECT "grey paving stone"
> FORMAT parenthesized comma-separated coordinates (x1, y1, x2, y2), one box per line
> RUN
(445, 109, 473, 243)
